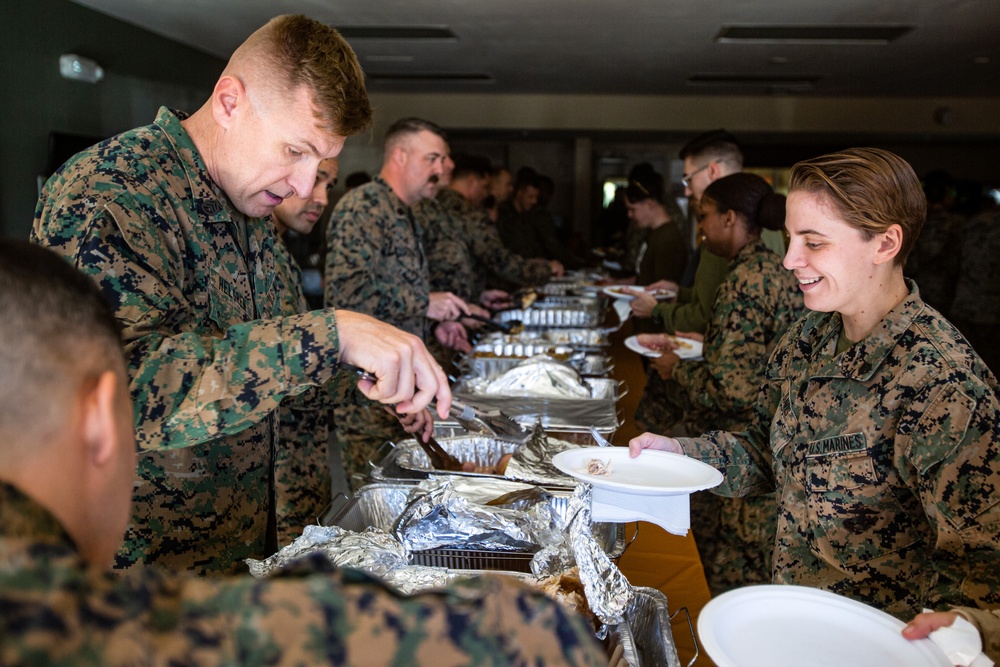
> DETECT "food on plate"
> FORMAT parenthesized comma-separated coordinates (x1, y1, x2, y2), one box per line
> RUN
(585, 458, 613, 476)
(672, 337, 694, 350)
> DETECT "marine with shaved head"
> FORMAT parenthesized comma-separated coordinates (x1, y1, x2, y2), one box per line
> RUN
(33, 15, 452, 575)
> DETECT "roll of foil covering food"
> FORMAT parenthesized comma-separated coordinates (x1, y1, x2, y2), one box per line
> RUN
(532, 485, 633, 628)
(245, 524, 409, 579)
(475, 355, 591, 399)
(393, 478, 562, 553)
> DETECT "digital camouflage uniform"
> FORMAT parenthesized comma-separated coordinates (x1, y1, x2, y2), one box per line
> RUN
(324, 176, 428, 488)
(950, 209, 1000, 376)
(0, 482, 606, 667)
(32, 108, 344, 575)
(634, 248, 729, 436)
(678, 282, 1000, 619)
(272, 237, 334, 546)
(669, 240, 805, 595)
(421, 188, 551, 301)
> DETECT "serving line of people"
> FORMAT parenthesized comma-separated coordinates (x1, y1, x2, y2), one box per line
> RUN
(13, 13, 610, 665)
(14, 8, 1000, 665)
(627, 147, 1000, 661)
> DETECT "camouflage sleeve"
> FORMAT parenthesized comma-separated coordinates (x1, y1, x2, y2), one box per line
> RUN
(423, 212, 475, 298)
(673, 273, 771, 418)
(652, 249, 728, 334)
(468, 216, 552, 287)
(678, 329, 793, 498)
(954, 607, 1000, 662)
(37, 193, 341, 452)
(175, 565, 606, 666)
(897, 379, 1000, 610)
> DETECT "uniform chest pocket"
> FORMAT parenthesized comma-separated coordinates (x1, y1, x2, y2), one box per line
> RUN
(208, 272, 252, 330)
(805, 453, 923, 568)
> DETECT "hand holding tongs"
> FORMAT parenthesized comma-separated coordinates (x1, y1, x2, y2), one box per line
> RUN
(339, 361, 531, 443)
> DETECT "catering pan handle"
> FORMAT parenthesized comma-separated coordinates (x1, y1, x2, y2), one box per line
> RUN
(669, 606, 699, 667)
(319, 492, 350, 527)
(369, 439, 397, 469)
(616, 379, 629, 400)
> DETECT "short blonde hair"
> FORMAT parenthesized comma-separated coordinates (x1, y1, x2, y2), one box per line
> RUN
(235, 15, 372, 137)
(789, 148, 926, 266)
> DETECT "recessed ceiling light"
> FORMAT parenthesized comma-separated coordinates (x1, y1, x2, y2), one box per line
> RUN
(716, 25, 914, 45)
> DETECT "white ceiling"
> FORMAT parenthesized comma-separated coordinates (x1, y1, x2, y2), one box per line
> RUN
(71, 0, 1000, 97)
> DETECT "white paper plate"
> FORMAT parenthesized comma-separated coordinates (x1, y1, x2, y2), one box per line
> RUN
(666, 335, 703, 360)
(552, 446, 723, 496)
(698, 585, 951, 667)
(624, 334, 661, 358)
(650, 288, 678, 301)
(602, 285, 642, 300)
(624, 334, 703, 360)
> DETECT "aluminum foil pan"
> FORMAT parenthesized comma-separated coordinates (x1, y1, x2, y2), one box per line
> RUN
(471, 341, 575, 360)
(393, 480, 558, 553)
(495, 307, 603, 328)
(453, 376, 623, 431)
(477, 328, 612, 349)
(328, 481, 623, 566)
(432, 419, 618, 446)
(465, 352, 611, 380)
(616, 587, 683, 667)
(536, 295, 608, 309)
(475, 356, 591, 399)
(377, 429, 596, 487)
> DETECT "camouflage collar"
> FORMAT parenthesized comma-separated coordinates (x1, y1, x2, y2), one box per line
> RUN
(784, 280, 923, 381)
(153, 107, 232, 225)
(372, 175, 410, 216)
(0, 481, 80, 556)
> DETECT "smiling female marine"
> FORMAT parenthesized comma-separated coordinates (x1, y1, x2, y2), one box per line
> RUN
(630, 147, 1000, 620)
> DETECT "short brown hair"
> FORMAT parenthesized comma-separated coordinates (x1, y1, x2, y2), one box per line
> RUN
(789, 148, 926, 266)
(0, 240, 124, 444)
(239, 15, 372, 137)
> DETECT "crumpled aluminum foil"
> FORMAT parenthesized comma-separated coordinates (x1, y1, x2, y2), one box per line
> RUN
(531, 485, 633, 627)
(245, 524, 409, 579)
(502, 423, 594, 486)
(393, 478, 561, 552)
(472, 356, 591, 399)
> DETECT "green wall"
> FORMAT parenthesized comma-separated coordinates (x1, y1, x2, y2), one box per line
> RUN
(0, 0, 226, 239)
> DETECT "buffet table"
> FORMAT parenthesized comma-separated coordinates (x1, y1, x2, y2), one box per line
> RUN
(609, 318, 715, 667)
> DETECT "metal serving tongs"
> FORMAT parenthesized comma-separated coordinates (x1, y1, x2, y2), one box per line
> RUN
(338, 362, 532, 444)
(417, 432, 465, 471)
(458, 313, 519, 334)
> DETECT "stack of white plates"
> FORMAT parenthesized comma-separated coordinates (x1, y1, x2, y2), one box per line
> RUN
(698, 585, 951, 667)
